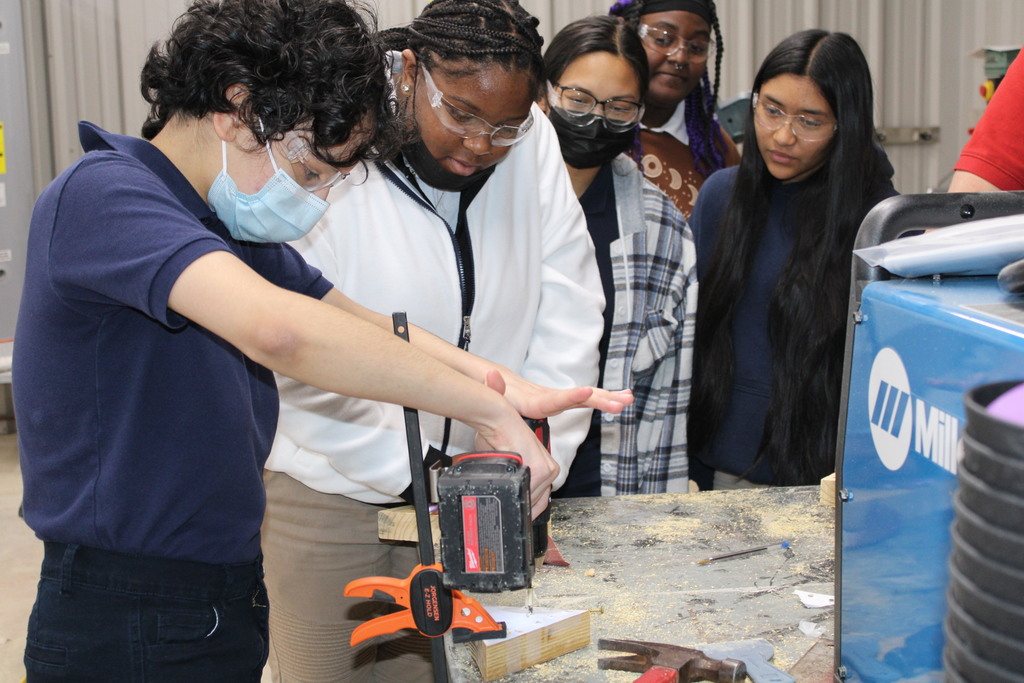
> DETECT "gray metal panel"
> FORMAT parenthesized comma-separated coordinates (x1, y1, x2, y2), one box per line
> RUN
(374, 0, 422, 30)
(0, 0, 35, 342)
(118, 1, 192, 139)
(521, 0, 612, 44)
(20, 0, 52, 194)
(44, 1, 124, 169)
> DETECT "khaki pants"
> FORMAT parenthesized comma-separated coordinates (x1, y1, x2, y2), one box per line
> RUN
(261, 471, 433, 683)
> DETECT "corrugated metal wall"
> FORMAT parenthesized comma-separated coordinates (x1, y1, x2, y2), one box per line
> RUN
(22, 0, 1024, 195)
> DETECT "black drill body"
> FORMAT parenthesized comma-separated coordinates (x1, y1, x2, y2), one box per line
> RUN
(437, 452, 534, 593)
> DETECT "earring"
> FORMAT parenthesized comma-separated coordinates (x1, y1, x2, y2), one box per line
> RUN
(401, 84, 411, 92)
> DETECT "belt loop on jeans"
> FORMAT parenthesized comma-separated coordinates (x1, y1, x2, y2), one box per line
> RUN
(60, 544, 79, 596)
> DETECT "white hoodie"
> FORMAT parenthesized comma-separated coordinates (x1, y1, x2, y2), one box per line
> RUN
(266, 105, 604, 503)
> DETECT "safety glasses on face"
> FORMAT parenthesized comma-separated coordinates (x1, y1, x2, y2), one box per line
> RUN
(279, 132, 350, 193)
(418, 66, 534, 147)
(547, 83, 644, 132)
(752, 92, 837, 143)
(638, 24, 714, 62)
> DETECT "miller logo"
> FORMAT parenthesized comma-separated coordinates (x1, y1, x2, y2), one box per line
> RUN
(867, 347, 960, 474)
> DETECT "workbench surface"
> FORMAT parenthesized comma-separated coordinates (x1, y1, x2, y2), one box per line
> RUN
(449, 485, 835, 682)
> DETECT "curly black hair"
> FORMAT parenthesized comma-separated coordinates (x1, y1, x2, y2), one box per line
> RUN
(379, 0, 545, 99)
(609, 0, 727, 177)
(140, 0, 403, 167)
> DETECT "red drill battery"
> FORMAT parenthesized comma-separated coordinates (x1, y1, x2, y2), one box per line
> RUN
(437, 452, 533, 593)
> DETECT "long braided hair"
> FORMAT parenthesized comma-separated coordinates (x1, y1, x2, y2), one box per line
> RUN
(379, 0, 544, 98)
(609, 0, 727, 176)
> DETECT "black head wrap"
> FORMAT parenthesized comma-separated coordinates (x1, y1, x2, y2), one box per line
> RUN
(640, 0, 712, 25)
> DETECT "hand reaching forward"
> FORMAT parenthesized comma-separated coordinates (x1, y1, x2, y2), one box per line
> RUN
(469, 371, 565, 517)
(482, 369, 633, 421)
(471, 414, 556, 518)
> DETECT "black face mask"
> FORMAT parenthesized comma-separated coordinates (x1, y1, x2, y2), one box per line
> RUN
(549, 110, 636, 169)
(401, 139, 492, 192)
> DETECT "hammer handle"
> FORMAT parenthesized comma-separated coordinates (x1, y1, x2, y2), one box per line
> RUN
(634, 667, 679, 683)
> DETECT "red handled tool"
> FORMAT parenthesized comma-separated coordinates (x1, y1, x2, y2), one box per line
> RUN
(598, 638, 747, 683)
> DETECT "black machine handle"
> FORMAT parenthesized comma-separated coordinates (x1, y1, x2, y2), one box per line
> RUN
(850, 191, 1024, 297)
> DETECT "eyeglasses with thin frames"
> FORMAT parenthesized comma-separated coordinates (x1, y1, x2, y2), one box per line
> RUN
(638, 24, 714, 62)
(547, 83, 644, 131)
(418, 66, 534, 147)
(752, 92, 837, 143)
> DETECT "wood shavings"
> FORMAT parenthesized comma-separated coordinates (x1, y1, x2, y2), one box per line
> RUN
(450, 486, 835, 681)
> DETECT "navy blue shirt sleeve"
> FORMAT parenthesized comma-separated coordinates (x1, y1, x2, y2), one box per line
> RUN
(47, 152, 227, 326)
(16, 124, 332, 564)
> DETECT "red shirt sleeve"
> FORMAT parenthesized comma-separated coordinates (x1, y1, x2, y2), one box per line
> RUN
(954, 50, 1024, 191)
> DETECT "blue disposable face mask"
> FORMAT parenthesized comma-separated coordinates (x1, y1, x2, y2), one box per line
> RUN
(207, 139, 330, 243)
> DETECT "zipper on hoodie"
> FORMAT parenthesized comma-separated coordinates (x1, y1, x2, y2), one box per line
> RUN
(378, 161, 475, 349)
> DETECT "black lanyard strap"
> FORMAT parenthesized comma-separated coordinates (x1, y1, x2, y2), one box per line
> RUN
(377, 158, 493, 457)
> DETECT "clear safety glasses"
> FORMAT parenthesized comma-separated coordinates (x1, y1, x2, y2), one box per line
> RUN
(752, 92, 837, 143)
(277, 132, 351, 193)
(419, 66, 534, 147)
(638, 23, 714, 62)
(547, 83, 644, 131)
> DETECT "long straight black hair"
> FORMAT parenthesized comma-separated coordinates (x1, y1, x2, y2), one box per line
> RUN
(689, 29, 891, 485)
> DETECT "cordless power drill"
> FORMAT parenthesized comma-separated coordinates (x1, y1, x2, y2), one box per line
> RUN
(435, 417, 550, 593)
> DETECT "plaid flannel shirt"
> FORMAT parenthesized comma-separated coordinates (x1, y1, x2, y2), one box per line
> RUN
(599, 156, 698, 495)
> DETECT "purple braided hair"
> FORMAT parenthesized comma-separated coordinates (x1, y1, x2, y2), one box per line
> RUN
(611, 0, 727, 176)
(629, 126, 644, 167)
(684, 71, 726, 176)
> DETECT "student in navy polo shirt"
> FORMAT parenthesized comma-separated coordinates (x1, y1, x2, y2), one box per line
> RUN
(13, 1, 631, 679)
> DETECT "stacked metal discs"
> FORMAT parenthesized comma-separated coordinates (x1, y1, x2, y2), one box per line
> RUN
(944, 380, 1024, 682)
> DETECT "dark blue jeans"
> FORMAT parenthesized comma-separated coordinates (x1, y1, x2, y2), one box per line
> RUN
(25, 542, 268, 682)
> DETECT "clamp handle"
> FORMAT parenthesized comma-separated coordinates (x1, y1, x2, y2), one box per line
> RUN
(344, 563, 505, 645)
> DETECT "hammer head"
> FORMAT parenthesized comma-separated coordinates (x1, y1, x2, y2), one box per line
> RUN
(598, 638, 747, 683)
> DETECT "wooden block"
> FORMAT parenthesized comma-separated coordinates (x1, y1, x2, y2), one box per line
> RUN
(468, 606, 590, 682)
(819, 472, 836, 508)
(377, 505, 440, 544)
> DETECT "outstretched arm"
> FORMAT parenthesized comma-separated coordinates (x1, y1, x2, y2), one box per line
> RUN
(169, 251, 560, 515)
(318, 289, 633, 418)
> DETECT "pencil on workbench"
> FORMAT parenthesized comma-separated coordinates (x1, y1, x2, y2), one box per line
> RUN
(696, 541, 790, 565)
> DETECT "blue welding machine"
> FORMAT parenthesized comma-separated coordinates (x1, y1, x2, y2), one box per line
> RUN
(835, 192, 1024, 682)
